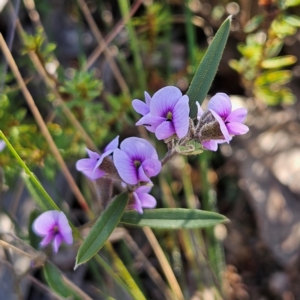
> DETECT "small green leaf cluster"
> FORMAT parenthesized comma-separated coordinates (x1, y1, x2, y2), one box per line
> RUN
(230, 3, 300, 105)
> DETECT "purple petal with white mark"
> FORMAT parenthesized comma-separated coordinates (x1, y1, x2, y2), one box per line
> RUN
(225, 108, 248, 123)
(132, 100, 150, 115)
(172, 95, 189, 138)
(155, 121, 175, 140)
(113, 148, 138, 185)
(32, 211, 59, 235)
(150, 86, 182, 117)
(226, 122, 249, 135)
(57, 212, 73, 244)
(209, 110, 230, 142)
(141, 159, 161, 178)
(208, 93, 232, 119)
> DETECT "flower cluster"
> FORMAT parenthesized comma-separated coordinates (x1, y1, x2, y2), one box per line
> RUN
(76, 136, 161, 214)
(73, 87, 248, 215)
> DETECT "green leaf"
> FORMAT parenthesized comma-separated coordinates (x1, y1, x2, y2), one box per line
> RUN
(120, 208, 228, 229)
(283, 15, 300, 27)
(43, 262, 81, 299)
(244, 15, 265, 33)
(255, 70, 293, 86)
(75, 192, 129, 268)
(264, 38, 283, 58)
(28, 210, 42, 250)
(285, 0, 300, 7)
(271, 19, 297, 38)
(261, 55, 297, 69)
(187, 16, 231, 118)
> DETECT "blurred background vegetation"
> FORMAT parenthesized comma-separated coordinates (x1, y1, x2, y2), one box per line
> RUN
(1, 0, 300, 299)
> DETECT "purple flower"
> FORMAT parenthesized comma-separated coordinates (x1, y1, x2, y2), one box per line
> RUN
(113, 137, 161, 185)
(32, 210, 73, 253)
(76, 136, 119, 180)
(129, 186, 157, 214)
(208, 93, 249, 142)
(0, 140, 6, 152)
(135, 86, 190, 140)
(197, 93, 248, 151)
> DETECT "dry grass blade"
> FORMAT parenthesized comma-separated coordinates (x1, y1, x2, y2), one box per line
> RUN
(143, 227, 184, 300)
(77, 0, 129, 95)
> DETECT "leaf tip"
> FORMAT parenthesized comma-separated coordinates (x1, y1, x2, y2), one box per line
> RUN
(74, 262, 80, 270)
(227, 15, 233, 21)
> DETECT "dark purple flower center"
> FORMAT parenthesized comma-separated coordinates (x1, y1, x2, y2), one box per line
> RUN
(166, 111, 173, 121)
(53, 225, 59, 234)
(134, 160, 141, 168)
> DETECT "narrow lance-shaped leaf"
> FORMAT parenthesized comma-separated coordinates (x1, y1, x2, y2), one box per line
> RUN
(187, 16, 232, 118)
(75, 192, 129, 268)
(120, 208, 228, 229)
(261, 55, 297, 69)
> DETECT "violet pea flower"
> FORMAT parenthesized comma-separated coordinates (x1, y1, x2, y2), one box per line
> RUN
(197, 93, 248, 151)
(113, 137, 161, 185)
(129, 185, 157, 214)
(135, 86, 190, 140)
(76, 136, 119, 180)
(32, 210, 73, 253)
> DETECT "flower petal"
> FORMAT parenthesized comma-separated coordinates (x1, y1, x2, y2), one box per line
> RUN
(113, 148, 138, 185)
(136, 115, 165, 133)
(145, 91, 151, 106)
(135, 185, 152, 194)
(202, 140, 218, 151)
(172, 95, 190, 138)
(150, 86, 182, 117)
(196, 102, 203, 120)
(57, 212, 73, 245)
(40, 233, 54, 247)
(86, 149, 100, 160)
(76, 158, 97, 180)
(141, 159, 161, 178)
(131, 192, 143, 214)
(138, 166, 151, 183)
(225, 108, 248, 123)
(32, 211, 59, 236)
(226, 122, 249, 135)
(132, 100, 150, 115)
(210, 110, 230, 142)
(137, 193, 157, 209)
(155, 121, 175, 140)
(52, 234, 63, 253)
(120, 137, 158, 161)
(208, 93, 232, 119)
(104, 136, 119, 152)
